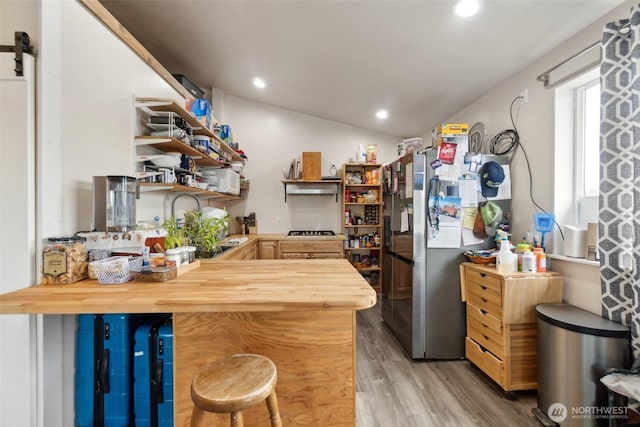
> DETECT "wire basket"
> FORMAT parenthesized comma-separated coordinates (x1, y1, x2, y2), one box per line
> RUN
(90, 256, 143, 284)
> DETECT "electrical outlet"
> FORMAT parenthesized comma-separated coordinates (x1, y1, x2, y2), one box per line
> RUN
(520, 88, 528, 104)
(276, 216, 281, 226)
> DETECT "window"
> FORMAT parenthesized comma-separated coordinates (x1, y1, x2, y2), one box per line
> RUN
(554, 68, 600, 233)
(574, 78, 600, 225)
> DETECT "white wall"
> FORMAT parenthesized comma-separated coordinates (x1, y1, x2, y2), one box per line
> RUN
(443, 1, 635, 315)
(220, 95, 399, 233)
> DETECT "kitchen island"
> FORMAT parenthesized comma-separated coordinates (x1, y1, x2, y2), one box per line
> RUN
(0, 259, 376, 426)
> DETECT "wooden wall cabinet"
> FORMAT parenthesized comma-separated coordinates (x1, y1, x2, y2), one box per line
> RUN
(342, 163, 383, 292)
(460, 263, 563, 393)
(279, 240, 343, 259)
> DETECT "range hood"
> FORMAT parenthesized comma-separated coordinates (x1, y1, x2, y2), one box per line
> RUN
(282, 181, 340, 202)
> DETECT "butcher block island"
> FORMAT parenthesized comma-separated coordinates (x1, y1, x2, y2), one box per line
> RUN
(0, 259, 376, 427)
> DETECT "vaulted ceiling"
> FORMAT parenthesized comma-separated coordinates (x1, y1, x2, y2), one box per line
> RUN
(100, 0, 624, 138)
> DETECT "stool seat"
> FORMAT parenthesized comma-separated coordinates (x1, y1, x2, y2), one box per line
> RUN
(190, 354, 282, 427)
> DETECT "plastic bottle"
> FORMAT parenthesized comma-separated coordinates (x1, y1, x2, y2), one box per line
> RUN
(496, 240, 517, 273)
(533, 247, 547, 272)
(521, 250, 537, 274)
(516, 243, 531, 272)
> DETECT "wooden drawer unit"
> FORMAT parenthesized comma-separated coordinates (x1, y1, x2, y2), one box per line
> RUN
(465, 337, 504, 386)
(460, 262, 563, 392)
(279, 239, 343, 259)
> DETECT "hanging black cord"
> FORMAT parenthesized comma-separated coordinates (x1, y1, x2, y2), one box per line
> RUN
(491, 97, 565, 240)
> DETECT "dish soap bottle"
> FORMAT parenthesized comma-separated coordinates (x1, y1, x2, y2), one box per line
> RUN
(496, 240, 517, 273)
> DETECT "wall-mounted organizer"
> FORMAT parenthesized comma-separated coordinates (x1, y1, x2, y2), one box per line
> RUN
(134, 97, 248, 201)
(342, 163, 383, 292)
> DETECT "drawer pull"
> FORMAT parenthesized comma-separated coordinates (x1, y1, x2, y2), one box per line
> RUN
(480, 345, 489, 353)
(480, 273, 486, 277)
(483, 335, 489, 341)
(481, 298, 488, 303)
(481, 285, 487, 290)
(480, 309, 487, 315)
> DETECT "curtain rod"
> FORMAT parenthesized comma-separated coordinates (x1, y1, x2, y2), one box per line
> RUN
(536, 22, 630, 89)
(536, 41, 600, 88)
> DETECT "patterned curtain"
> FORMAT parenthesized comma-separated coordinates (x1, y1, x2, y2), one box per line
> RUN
(600, 4, 640, 357)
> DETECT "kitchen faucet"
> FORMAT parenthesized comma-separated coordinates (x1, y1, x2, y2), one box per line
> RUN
(171, 193, 201, 218)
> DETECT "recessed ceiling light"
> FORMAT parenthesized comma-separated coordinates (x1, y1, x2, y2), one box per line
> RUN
(253, 78, 266, 89)
(376, 110, 389, 120)
(452, 0, 480, 18)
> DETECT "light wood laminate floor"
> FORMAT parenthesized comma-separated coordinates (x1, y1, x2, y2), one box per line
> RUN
(356, 300, 540, 427)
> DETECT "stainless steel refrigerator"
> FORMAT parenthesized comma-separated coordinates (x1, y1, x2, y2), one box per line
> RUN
(382, 150, 510, 359)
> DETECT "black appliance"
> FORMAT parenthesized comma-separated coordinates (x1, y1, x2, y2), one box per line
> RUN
(287, 230, 336, 237)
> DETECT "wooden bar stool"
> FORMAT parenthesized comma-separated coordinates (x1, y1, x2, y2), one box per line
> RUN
(190, 354, 282, 427)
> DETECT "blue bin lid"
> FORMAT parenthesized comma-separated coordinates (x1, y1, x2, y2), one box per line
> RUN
(536, 303, 629, 338)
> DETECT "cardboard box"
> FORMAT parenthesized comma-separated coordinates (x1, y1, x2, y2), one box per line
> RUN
(436, 123, 469, 135)
(433, 123, 469, 147)
(586, 222, 599, 261)
(302, 152, 321, 181)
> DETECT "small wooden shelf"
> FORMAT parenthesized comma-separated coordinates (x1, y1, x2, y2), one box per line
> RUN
(344, 224, 381, 228)
(135, 136, 223, 167)
(346, 247, 382, 251)
(345, 202, 380, 205)
(139, 182, 242, 201)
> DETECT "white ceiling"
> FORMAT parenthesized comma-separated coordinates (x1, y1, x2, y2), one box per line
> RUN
(100, 0, 624, 139)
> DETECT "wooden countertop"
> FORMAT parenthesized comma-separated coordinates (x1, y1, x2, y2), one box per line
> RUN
(0, 259, 376, 315)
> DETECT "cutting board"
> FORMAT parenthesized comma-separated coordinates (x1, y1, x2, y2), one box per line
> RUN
(302, 152, 321, 181)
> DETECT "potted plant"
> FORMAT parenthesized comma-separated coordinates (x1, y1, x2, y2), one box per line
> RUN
(183, 209, 230, 258)
(162, 215, 187, 249)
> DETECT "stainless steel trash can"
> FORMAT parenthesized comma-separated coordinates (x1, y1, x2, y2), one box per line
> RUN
(533, 304, 630, 427)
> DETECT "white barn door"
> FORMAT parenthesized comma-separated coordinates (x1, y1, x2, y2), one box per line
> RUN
(0, 50, 37, 426)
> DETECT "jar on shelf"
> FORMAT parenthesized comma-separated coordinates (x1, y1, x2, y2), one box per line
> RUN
(42, 237, 88, 284)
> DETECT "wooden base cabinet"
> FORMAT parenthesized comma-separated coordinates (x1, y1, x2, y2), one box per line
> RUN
(258, 240, 280, 259)
(460, 262, 563, 392)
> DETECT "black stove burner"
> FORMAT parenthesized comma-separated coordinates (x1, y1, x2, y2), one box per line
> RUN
(287, 230, 336, 237)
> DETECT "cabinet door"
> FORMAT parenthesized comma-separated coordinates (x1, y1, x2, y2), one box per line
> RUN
(225, 243, 256, 260)
(258, 240, 279, 259)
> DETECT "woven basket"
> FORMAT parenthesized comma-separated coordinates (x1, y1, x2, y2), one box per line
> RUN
(464, 253, 496, 265)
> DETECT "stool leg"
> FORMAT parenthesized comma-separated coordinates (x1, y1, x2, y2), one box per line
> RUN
(266, 389, 283, 427)
(190, 406, 206, 427)
(230, 411, 243, 427)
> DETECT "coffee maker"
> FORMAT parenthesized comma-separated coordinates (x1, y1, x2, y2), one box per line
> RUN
(93, 176, 137, 231)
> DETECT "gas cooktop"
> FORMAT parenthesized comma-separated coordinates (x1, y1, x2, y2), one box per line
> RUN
(287, 230, 336, 237)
